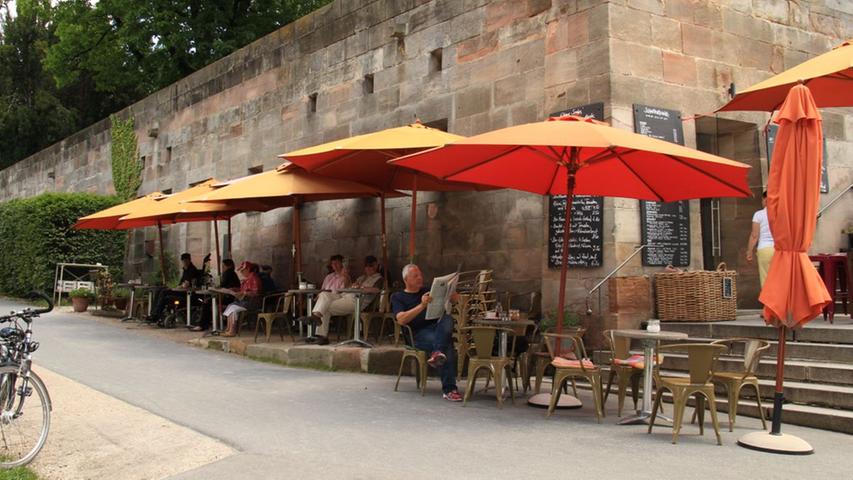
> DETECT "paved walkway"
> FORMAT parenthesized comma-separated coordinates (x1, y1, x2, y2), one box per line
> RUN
(4, 298, 852, 479)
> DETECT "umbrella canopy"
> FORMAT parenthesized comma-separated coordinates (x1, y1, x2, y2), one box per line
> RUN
(719, 39, 853, 111)
(393, 115, 751, 340)
(189, 163, 386, 210)
(73, 192, 165, 230)
(392, 116, 751, 200)
(280, 122, 481, 191)
(759, 85, 832, 327)
(117, 179, 240, 227)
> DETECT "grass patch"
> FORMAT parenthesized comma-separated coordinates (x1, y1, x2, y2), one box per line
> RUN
(247, 355, 289, 367)
(287, 361, 337, 372)
(0, 466, 38, 479)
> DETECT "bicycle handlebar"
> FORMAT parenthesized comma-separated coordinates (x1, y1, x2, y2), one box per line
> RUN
(29, 291, 53, 315)
(0, 291, 52, 323)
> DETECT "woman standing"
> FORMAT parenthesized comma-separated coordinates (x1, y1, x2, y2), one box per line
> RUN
(747, 191, 775, 288)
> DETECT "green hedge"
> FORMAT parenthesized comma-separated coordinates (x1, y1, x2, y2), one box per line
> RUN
(0, 193, 127, 297)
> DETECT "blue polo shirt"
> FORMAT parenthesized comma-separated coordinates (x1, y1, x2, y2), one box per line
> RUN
(391, 288, 429, 332)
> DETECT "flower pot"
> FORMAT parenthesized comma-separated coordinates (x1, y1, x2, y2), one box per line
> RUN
(113, 298, 128, 310)
(71, 296, 90, 313)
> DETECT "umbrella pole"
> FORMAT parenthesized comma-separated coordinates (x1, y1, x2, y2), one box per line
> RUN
(556, 148, 580, 342)
(293, 203, 302, 285)
(381, 194, 389, 290)
(409, 178, 417, 263)
(227, 219, 232, 259)
(214, 220, 221, 278)
(770, 325, 787, 435)
(157, 221, 167, 285)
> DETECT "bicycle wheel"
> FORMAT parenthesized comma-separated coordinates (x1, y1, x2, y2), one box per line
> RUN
(0, 366, 50, 468)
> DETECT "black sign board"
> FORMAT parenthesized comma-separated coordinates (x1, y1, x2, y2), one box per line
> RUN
(548, 195, 604, 268)
(547, 103, 605, 268)
(767, 124, 829, 194)
(633, 104, 691, 267)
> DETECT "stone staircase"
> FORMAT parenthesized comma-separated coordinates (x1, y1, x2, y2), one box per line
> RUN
(651, 315, 853, 435)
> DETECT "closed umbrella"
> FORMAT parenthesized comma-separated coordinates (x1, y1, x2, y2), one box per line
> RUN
(281, 122, 489, 272)
(719, 39, 853, 111)
(737, 85, 831, 455)
(393, 115, 751, 344)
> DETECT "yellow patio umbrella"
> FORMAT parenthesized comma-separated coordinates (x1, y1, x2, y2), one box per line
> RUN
(73, 192, 165, 230)
(190, 164, 388, 283)
(719, 39, 853, 111)
(118, 180, 242, 281)
(281, 122, 489, 267)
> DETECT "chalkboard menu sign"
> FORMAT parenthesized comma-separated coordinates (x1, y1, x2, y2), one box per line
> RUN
(548, 195, 604, 268)
(547, 103, 605, 269)
(767, 124, 829, 194)
(633, 104, 691, 267)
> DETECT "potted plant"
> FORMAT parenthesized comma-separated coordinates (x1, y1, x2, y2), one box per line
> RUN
(69, 289, 95, 312)
(539, 308, 580, 332)
(112, 288, 131, 310)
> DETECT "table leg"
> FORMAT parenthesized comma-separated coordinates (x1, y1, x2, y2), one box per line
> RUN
(147, 293, 152, 316)
(307, 295, 315, 338)
(619, 341, 673, 426)
(121, 288, 136, 322)
(186, 291, 192, 328)
(211, 295, 220, 333)
(337, 294, 373, 348)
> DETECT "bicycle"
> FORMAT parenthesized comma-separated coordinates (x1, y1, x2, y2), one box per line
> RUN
(0, 292, 53, 468)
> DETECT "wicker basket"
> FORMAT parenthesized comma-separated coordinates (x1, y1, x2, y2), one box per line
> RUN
(654, 263, 737, 321)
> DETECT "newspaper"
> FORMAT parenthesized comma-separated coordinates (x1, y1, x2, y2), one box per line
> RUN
(425, 271, 459, 320)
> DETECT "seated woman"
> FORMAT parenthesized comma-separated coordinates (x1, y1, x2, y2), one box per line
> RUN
(221, 261, 262, 337)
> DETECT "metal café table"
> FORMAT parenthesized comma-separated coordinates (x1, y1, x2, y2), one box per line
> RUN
(170, 287, 195, 328)
(197, 289, 224, 333)
(287, 288, 327, 339)
(335, 288, 373, 348)
(613, 329, 688, 425)
(118, 284, 157, 322)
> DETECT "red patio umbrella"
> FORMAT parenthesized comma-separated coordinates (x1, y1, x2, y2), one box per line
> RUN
(737, 85, 831, 455)
(393, 116, 751, 339)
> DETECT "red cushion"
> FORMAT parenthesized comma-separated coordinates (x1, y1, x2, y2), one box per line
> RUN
(552, 357, 595, 369)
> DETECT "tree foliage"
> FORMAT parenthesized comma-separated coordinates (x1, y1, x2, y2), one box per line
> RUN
(0, 192, 126, 297)
(0, 0, 330, 168)
(110, 115, 141, 201)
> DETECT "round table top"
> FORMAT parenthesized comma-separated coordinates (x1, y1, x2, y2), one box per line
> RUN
(471, 318, 534, 328)
(612, 329, 688, 341)
(287, 288, 327, 295)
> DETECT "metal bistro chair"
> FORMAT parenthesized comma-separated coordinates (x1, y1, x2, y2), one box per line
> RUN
(394, 324, 428, 396)
(649, 343, 727, 445)
(691, 338, 770, 431)
(602, 329, 643, 417)
(360, 290, 398, 344)
(461, 326, 517, 408)
(531, 326, 587, 396)
(543, 332, 605, 422)
(254, 291, 295, 342)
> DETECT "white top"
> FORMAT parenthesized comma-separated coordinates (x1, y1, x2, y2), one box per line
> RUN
(752, 208, 774, 249)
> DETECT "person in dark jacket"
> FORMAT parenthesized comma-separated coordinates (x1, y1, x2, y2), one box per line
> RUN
(258, 264, 277, 293)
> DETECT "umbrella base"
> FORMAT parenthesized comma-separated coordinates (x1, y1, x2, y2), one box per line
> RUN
(527, 393, 582, 409)
(737, 431, 814, 455)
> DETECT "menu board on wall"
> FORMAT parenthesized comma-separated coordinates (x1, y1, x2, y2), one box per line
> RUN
(767, 124, 829, 193)
(633, 104, 691, 267)
(547, 103, 605, 269)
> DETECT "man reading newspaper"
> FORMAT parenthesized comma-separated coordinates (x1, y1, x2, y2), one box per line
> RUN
(391, 264, 462, 402)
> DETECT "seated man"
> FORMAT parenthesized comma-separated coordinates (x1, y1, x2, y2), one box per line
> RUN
(147, 253, 202, 323)
(258, 264, 277, 293)
(220, 259, 241, 289)
(391, 264, 462, 402)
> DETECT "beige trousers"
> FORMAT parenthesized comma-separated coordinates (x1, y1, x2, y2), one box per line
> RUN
(757, 247, 774, 287)
(312, 292, 356, 337)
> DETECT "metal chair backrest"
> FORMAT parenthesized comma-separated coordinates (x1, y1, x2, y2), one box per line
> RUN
(377, 290, 391, 313)
(462, 326, 514, 360)
(660, 343, 727, 384)
(542, 332, 593, 372)
(711, 338, 770, 375)
(603, 329, 631, 361)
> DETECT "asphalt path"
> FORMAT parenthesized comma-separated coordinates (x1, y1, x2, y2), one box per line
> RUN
(3, 298, 851, 479)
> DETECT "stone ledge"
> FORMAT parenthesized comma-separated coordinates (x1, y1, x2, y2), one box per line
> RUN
(190, 338, 405, 374)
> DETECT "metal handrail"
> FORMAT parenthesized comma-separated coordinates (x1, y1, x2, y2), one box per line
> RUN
(585, 245, 646, 315)
(817, 182, 852, 219)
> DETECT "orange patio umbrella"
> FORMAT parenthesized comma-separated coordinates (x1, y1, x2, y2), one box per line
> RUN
(737, 85, 831, 455)
(281, 122, 489, 268)
(118, 180, 241, 282)
(73, 192, 165, 230)
(719, 39, 853, 112)
(393, 116, 752, 341)
(189, 164, 387, 283)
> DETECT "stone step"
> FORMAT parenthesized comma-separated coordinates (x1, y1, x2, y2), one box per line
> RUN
(658, 353, 853, 386)
(655, 335, 853, 363)
(660, 321, 853, 345)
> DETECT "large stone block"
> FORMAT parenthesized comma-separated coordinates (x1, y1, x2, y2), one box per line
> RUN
(651, 15, 682, 52)
(681, 24, 714, 59)
(610, 3, 652, 45)
(611, 41, 663, 80)
(454, 84, 492, 119)
(544, 50, 579, 87)
(662, 51, 697, 86)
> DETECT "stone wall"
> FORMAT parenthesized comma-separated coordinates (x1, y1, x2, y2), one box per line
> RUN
(1, 0, 851, 317)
